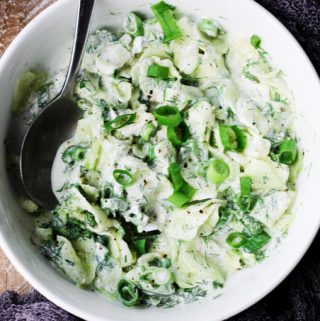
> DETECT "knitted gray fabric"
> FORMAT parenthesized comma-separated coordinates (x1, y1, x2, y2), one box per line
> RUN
(0, 291, 80, 321)
(1, 0, 319, 320)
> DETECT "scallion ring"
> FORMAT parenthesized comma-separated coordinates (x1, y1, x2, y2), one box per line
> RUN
(207, 159, 230, 184)
(236, 194, 251, 212)
(113, 169, 134, 187)
(250, 34, 261, 49)
(232, 125, 247, 152)
(219, 124, 247, 152)
(140, 122, 156, 141)
(62, 145, 87, 165)
(219, 124, 238, 151)
(124, 13, 144, 37)
(237, 176, 252, 212)
(105, 113, 136, 130)
(243, 231, 271, 253)
(135, 239, 146, 256)
(153, 106, 182, 127)
(168, 162, 185, 191)
(167, 191, 190, 208)
(278, 139, 297, 165)
(167, 162, 196, 207)
(198, 18, 224, 38)
(226, 232, 247, 248)
(147, 64, 170, 80)
(239, 176, 251, 195)
(117, 279, 139, 307)
(167, 122, 190, 146)
(151, 1, 182, 43)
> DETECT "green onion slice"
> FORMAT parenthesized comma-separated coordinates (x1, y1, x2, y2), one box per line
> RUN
(140, 122, 156, 141)
(168, 163, 185, 191)
(239, 176, 251, 195)
(278, 139, 297, 165)
(236, 194, 251, 212)
(153, 106, 182, 127)
(167, 122, 190, 146)
(180, 74, 199, 87)
(151, 1, 182, 43)
(181, 184, 196, 199)
(226, 232, 247, 248)
(167, 191, 190, 208)
(135, 239, 146, 256)
(219, 124, 238, 151)
(167, 162, 196, 207)
(147, 145, 156, 163)
(243, 231, 271, 253)
(62, 146, 87, 165)
(117, 279, 139, 307)
(105, 113, 136, 130)
(232, 125, 247, 152)
(124, 13, 144, 37)
(237, 176, 252, 212)
(207, 159, 230, 184)
(219, 124, 247, 152)
(147, 64, 170, 79)
(216, 207, 232, 228)
(250, 34, 261, 49)
(113, 169, 134, 187)
(198, 18, 224, 38)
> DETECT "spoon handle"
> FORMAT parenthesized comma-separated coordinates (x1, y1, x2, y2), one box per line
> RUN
(60, 0, 96, 96)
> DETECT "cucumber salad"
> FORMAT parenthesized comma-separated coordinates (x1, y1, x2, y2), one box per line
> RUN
(15, 1, 300, 308)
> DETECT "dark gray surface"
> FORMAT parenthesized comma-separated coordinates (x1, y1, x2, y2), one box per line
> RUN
(1, 0, 319, 320)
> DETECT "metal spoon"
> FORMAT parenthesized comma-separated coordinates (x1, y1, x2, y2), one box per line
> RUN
(20, 0, 96, 209)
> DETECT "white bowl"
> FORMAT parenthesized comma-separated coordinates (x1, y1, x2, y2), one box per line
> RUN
(0, 0, 319, 320)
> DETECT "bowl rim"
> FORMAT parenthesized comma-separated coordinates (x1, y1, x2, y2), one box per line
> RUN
(0, 0, 319, 320)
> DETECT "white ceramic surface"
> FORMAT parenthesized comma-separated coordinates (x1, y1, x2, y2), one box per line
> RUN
(0, 0, 319, 320)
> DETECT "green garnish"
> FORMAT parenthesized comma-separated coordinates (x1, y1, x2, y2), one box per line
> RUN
(250, 34, 261, 49)
(147, 64, 170, 79)
(140, 122, 156, 141)
(207, 159, 230, 184)
(117, 279, 139, 307)
(226, 232, 247, 248)
(167, 191, 191, 208)
(151, 1, 182, 43)
(167, 122, 190, 146)
(135, 239, 147, 256)
(153, 106, 182, 127)
(62, 146, 87, 165)
(105, 113, 136, 130)
(278, 140, 297, 164)
(124, 13, 144, 36)
(198, 18, 224, 38)
(113, 169, 134, 187)
(243, 231, 271, 253)
(236, 176, 252, 212)
(180, 74, 199, 87)
(271, 139, 297, 165)
(167, 163, 196, 207)
(219, 124, 247, 152)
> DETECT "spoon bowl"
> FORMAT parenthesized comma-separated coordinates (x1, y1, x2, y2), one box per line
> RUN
(19, 0, 95, 208)
(20, 97, 81, 209)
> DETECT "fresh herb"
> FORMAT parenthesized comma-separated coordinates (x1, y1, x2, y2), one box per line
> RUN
(117, 279, 139, 307)
(124, 12, 144, 36)
(183, 286, 207, 303)
(151, 1, 182, 43)
(250, 34, 261, 49)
